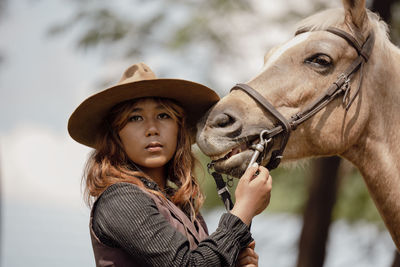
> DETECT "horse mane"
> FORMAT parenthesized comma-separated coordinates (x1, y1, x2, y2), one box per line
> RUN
(295, 8, 395, 55)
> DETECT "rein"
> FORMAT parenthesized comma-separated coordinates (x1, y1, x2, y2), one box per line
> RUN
(209, 27, 375, 211)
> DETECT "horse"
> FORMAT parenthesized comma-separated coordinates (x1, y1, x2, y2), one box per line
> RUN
(196, 0, 400, 250)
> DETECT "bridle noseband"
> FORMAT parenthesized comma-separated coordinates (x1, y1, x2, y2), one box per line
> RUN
(231, 27, 375, 170)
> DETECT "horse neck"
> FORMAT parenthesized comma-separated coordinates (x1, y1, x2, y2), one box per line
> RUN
(343, 42, 400, 250)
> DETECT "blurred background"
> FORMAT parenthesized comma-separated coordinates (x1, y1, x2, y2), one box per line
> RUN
(0, 0, 399, 266)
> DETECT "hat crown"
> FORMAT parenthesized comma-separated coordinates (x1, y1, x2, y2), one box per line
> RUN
(118, 62, 157, 85)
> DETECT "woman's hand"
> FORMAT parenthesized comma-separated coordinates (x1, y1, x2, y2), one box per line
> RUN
(236, 241, 258, 267)
(231, 163, 272, 225)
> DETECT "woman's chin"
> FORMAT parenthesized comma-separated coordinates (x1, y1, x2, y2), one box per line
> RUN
(213, 150, 253, 178)
(138, 156, 171, 170)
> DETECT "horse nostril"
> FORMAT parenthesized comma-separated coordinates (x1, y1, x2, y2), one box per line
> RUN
(213, 113, 236, 128)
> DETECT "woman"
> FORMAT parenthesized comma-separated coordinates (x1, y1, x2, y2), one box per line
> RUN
(68, 62, 272, 266)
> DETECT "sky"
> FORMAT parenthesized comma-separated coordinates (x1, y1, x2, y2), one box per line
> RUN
(0, 1, 98, 265)
(0, 0, 397, 266)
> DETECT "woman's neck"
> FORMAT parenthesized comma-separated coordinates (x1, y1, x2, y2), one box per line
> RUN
(141, 166, 166, 190)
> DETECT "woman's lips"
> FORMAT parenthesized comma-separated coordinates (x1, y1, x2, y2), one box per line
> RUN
(146, 142, 163, 152)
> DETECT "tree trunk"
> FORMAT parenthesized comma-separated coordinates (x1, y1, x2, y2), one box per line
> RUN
(370, 0, 395, 23)
(392, 251, 400, 267)
(296, 156, 341, 267)
(0, 151, 2, 261)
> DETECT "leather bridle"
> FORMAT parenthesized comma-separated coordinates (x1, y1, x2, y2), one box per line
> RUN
(231, 27, 375, 170)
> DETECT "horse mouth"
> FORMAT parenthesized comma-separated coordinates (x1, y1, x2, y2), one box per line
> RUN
(209, 137, 260, 176)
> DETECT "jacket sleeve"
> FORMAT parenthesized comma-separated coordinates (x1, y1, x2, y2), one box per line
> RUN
(92, 183, 253, 267)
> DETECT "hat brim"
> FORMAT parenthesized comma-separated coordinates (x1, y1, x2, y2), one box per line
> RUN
(68, 79, 219, 148)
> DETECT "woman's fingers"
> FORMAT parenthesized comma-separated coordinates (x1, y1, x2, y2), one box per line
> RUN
(250, 166, 269, 182)
(248, 241, 255, 249)
(233, 164, 273, 224)
(237, 248, 254, 260)
(236, 248, 259, 266)
(241, 163, 260, 182)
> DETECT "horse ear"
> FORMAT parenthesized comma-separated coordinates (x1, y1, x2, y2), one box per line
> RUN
(342, 0, 368, 30)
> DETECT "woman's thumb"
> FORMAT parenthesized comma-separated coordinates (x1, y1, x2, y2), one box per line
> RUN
(242, 162, 259, 181)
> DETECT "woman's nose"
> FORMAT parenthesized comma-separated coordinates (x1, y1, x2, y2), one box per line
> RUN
(145, 121, 159, 136)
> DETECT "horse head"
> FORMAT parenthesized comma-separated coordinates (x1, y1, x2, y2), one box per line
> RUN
(197, 0, 384, 178)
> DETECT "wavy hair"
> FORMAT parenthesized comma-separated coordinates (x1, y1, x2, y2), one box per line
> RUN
(83, 97, 204, 219)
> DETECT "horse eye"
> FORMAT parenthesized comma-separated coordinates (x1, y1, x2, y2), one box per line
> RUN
(305, 54, 332, 67)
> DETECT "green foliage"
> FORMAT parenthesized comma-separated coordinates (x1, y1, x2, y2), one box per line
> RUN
(195, 144, 382, 225)
(333, 169, 383, 227)
(193, 144, 311, 212)
(48, 8, 133, 50)
(265, 164, 311, 214)
(193, 145, 229, 210)
(49, 0, 252, 57)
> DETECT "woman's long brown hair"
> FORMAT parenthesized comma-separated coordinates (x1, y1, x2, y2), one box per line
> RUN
(83, 97, 204, 219)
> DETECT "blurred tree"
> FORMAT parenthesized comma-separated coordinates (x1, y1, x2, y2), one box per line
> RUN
(50, 0, 252, 52)
(49, 0, 254, 81)
(371, 0, 394, 23)
(0, 149, 2, 260)
(393, 250, 400, 267)
(296, 157, 341, 267)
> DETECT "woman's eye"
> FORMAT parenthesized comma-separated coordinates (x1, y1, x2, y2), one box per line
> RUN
(157, 113, 171, 120)
(305, 54, 332, 67)
(129, 115, 142, 122)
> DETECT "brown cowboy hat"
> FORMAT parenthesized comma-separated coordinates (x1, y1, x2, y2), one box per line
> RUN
(68, 62, 220, 148)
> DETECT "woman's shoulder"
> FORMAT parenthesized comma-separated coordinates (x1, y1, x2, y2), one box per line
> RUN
(94, 182, 154, 214)
(101, 182, 144, 196)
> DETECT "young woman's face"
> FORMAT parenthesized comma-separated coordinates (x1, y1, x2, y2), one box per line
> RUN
(118, 98, 179, 171)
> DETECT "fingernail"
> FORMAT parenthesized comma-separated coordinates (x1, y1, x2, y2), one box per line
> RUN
(252, 162, 259, 168)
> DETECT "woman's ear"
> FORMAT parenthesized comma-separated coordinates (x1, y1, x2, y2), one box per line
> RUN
(342, 0, 368, 31)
